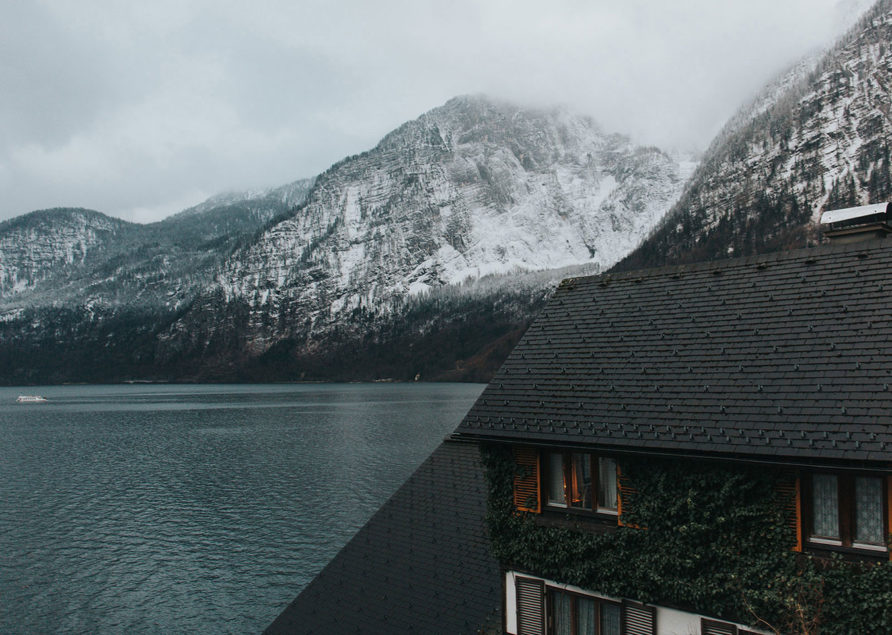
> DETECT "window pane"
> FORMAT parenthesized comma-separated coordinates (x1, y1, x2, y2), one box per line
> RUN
(550, 590, 572, 635)
(570, 453, 593, 509)
(855, 477, 884, 545)
(576, 597, 596, 635)
(811, 474, 839, 539)
(600, 602, 621, 635)
(598, 457, 618, 510)
(547, 453, 566, 506)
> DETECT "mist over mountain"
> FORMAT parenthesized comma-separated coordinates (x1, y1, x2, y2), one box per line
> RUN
(180, 96, 690, 352)
(616, 0, 892, 271)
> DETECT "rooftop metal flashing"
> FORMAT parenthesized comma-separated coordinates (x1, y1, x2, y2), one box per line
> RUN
(821, 203, 892, 243)
(821, 202, 891, 226)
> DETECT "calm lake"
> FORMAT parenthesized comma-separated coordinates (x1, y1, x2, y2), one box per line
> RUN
(0, 383, 484, 634)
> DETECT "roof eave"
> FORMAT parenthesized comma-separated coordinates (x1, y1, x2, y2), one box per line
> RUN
(454, 432, 892, 473)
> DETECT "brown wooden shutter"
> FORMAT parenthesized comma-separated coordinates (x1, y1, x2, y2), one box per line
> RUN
(513, 446, 541, 513)
(515, 576, 544, 635)
(774, 472, 802, 552)
(622, 599, 656, 635)
(617, 464, 640, 528)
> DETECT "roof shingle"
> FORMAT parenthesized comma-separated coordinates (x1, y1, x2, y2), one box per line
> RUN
(456, 239, 892, 467)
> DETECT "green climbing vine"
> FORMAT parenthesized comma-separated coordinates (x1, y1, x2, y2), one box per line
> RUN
(480, 443, 892, 634)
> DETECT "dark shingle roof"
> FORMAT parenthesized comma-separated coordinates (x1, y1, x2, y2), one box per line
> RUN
(456, 239, 892, 467)
(265, 440, 501, 634)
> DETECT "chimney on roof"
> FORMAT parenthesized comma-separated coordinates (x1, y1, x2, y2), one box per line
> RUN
(820, 202, 892, 244)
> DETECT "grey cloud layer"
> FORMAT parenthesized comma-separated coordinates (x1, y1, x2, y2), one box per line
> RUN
(0, 0, 872, 222)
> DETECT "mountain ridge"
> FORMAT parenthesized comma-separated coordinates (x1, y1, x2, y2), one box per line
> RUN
(160, 95, 689, 369)
(0, 95, 689, 384)
(615, 0, 892, 271)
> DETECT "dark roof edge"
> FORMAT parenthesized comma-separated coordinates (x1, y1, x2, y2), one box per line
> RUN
(582, 236, 888, 288)
(453, 433, 892, 473)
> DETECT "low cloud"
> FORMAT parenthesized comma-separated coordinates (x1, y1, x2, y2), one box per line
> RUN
(0, 0, 874, 222)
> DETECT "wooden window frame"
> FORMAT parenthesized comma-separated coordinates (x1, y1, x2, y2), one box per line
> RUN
(542, 451, 619, 518)
(802, 471, 890, 556)
(545, 586, 623, 635)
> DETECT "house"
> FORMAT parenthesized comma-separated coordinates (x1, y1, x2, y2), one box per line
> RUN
(268, 204, 891, 634)
(453, 204, 892, 634)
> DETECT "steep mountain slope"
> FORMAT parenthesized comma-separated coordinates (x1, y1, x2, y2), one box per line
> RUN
(0, 97, 689, 384)
(0, 181, 313, 309)
(616, 0, 892, 271)
(164, 96, 688, 363)
(0, 208, 136, 297)
(0, 186, 315, 384)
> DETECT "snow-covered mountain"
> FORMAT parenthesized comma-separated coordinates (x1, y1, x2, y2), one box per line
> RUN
(0, 178, 314, 309)
(617, 0, 892, 270)
(0, 96, 690, 383)
(0, 208, 135, 297)
(10, 0, 891, 384)
(176, 96, 689, 350)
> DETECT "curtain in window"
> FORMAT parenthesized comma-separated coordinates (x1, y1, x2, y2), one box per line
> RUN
(811, 474, 839, 538)
(570, 453, 592, 509)
(551, 590, 572, 635)
(600, 602, 621, 635)
(855, 476, 884, 544)
(547, 453, 566, 506)
(598, 457, 618, 510)
(576, 596, 596, 635)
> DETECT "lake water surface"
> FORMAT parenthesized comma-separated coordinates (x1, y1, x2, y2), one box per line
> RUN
(0, 383, 484, 633)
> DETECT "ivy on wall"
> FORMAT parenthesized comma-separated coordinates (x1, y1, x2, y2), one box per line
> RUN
(480, 443, 892, 634)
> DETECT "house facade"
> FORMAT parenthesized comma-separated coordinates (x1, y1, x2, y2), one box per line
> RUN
(454, 223, 892, 634)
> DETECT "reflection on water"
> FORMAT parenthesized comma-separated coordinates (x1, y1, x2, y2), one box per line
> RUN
(0, 383, 483, 633)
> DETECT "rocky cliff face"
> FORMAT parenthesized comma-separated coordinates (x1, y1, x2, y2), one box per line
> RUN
(177, 96, 689, 356)
(0, 179, 314, 310)
(0, 208, 135, 297)
(617, 0, 892, 270)
(0, 97, 689, 383)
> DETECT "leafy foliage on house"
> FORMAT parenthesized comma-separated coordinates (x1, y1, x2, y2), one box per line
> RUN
(481, 444, 892, 634)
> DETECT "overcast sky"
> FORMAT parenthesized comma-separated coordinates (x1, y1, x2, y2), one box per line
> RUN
(0, 0, 875, 223)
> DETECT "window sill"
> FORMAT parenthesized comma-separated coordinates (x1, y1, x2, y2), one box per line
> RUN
(544, 504, 617, 517)
(808, 537, 842, 547)
(805, 539, 889, 562)
(536, 508, 619, 534)
(852, 541, 888, 552)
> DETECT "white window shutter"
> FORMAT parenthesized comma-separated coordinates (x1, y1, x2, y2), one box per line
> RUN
(623, 599, 656, 635)
(515, 577, 544, 635)
(701, 618, 742, 635)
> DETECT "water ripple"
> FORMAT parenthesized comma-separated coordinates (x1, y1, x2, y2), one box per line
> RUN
(0, 383, 483, 634)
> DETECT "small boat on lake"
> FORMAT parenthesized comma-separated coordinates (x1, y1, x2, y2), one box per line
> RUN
(16, 395, 48, 403)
